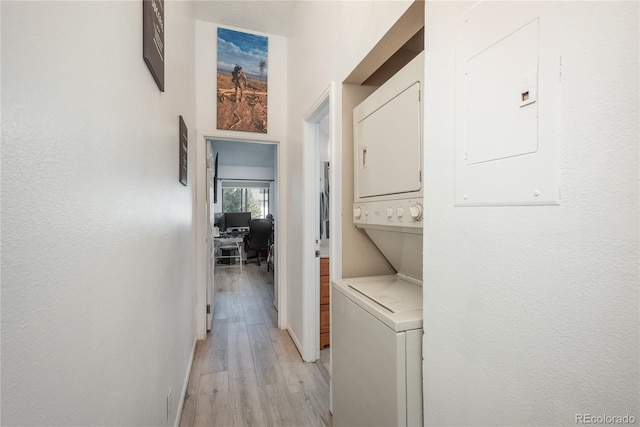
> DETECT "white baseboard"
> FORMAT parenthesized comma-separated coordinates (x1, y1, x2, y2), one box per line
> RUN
(287, 324, 306, 360)
(174, 337, 197, 427)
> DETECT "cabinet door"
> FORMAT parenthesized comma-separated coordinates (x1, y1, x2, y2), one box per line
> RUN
(320, 303, 330, 334)
(320, 257, 330, 349)
(320, 258, 330, 276)
(320, 275, 330, 305)
(320, 332, 330, 350)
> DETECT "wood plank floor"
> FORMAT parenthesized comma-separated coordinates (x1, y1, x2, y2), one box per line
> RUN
(180, 263, 332, 427)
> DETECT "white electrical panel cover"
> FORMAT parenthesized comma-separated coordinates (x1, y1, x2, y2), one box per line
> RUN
(455, 3, 561, 206)
(354, 52, 424, 202)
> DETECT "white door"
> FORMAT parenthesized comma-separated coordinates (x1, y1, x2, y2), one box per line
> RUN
(303, 97, 328, 362)
(206, 142, 214, 331)
(302, 83, 340, 370)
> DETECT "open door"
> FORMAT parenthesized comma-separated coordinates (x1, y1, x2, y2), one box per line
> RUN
(206, 142, 214, 331)
(302, 83, 339, 364)
(302, 83, 340, 415)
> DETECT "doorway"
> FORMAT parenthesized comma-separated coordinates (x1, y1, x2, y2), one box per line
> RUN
(302, 83, 341, 373)
(208, 138, 279, 326)
(195, 133, 284, 340)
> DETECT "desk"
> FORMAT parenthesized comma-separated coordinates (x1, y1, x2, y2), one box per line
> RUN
(214, 236, 245, 272)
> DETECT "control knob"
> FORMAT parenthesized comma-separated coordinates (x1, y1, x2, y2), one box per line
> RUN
(353, 206, 362, 219)
(409, 203, 423, 221)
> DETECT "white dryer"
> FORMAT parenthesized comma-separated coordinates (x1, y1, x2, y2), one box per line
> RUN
(332, 51, 425, 427)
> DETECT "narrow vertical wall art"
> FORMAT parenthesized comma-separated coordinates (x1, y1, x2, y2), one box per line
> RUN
(179, 116, 188, 186)
(216, 27, 268, 133)
(142, 0, 165, 91)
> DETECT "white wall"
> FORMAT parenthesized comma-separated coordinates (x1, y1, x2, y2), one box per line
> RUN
(423, 2, 639, 425)
(1, 2, 197, 425)
(286, 0, 412, 354)
(218, 165, 275, 180)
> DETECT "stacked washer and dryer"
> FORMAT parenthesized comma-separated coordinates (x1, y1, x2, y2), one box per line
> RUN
(332, 52, 425, 427)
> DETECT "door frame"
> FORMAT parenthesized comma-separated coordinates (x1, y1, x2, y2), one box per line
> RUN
(195, 130, 286, 339)
(301, 82, 341, 362)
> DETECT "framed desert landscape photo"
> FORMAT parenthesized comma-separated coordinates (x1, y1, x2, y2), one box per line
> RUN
(216, 27, 268, 133)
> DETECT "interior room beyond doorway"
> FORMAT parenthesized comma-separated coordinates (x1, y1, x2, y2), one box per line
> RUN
(209, 138, 278, 279)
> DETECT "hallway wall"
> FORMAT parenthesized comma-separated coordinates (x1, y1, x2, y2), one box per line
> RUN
(422, 2, 639, 424)
(1, 2, 197, 425)
(286, 0, 413, 355)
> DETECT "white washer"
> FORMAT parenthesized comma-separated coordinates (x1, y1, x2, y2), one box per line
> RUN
(332, 274, 423, 427)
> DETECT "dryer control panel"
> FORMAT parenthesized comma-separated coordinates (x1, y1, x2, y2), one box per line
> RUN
(353, 199, 423, 228)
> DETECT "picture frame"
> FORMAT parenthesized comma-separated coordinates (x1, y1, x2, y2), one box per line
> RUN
(142, 0, 165, 92)
(216, 27, 268, 133)
(179, 116, 188, 186)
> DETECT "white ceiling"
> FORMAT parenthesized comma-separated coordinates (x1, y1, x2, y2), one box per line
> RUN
(194, 1, 299, 37)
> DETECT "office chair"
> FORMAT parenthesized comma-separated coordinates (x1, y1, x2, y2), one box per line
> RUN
(246, 219, 273, 266)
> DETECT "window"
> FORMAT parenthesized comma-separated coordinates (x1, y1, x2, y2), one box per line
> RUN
(221, 182, 270, 219)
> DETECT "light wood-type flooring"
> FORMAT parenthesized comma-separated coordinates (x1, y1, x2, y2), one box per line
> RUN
(179, 262, 332, 427)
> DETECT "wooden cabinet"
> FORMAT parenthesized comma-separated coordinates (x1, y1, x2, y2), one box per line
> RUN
(320, 257, 330, 349)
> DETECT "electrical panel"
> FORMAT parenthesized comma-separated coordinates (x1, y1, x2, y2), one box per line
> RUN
(455, 3, 561, 206)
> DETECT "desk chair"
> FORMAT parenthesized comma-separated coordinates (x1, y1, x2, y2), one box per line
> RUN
(246, 219, 272, 267)
(214, 239, 243, 274)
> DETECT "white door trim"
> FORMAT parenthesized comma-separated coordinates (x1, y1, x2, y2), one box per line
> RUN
(301, 82, 340, 362)
(195, 130, 286, 339)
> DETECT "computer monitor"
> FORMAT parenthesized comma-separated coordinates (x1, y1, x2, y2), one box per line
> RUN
(214, 212, 225, 227)
(214, 212, 226, 232)
(224, 212, 251, 231)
